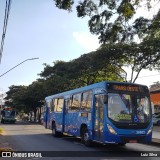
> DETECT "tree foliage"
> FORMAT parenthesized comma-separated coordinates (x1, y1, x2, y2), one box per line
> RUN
(39, 49, 125, 90)
(53, 0, 159, 43)
(5, 85, 27, 109)
(5, 81, 46, 115)
(99, 37, 160, 82)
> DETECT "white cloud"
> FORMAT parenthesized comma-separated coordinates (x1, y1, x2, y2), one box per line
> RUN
(72, 32, 100, 53)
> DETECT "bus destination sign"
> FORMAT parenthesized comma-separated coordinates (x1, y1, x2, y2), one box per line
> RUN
(107, 84, 149, 93)
(113, 85, 139, 92)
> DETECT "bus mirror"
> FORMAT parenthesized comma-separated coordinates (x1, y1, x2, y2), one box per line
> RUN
(103, 95, 108, 104)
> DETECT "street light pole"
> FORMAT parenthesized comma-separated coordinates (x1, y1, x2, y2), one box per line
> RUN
(0, 57, 39, 78)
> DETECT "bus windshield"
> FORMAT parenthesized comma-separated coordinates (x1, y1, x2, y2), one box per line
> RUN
(1, 110, 16, 117)
(108, 93, 151, 123)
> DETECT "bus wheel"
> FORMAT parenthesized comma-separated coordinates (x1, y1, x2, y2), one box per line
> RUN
(52, 123, 62, 137)
(81, 128, 93, 147)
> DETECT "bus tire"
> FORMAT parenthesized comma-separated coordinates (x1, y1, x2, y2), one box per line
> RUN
(81, 128, 93, 147)
(52, 123, 62, 137)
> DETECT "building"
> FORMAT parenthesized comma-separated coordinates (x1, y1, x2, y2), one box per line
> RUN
(150, 84, 160, 114)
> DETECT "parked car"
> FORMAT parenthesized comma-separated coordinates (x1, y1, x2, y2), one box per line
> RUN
(1, 107, 16, 124)
(153, 114, 160, 126)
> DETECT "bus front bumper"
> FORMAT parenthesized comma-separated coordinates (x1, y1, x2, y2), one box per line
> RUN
(104, 133, 152, 144)
(2, 117, 16, 123)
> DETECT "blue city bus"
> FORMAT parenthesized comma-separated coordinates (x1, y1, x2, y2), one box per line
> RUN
(43, 81, 152, 146)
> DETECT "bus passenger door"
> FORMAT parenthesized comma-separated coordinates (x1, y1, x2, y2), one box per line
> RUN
(94, 94, 104, 142)
(63, 99, 70, 133)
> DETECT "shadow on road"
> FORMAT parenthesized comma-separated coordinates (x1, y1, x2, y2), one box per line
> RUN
(0, 121, 41, 126)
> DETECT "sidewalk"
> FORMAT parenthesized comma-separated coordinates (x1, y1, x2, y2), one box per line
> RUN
(151, 126, 160, 145)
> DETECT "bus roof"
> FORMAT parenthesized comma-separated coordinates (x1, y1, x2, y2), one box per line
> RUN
(45, 81, 148, 100)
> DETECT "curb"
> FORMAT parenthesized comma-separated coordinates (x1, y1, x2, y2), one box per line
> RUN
(141, 138, 160, 146)
(143, 138, 160, 147)
(0, 148, 13, 151)
(152, 138, 160, 143)
(0, 128, 4, 135)
(0, 130, 5, 136)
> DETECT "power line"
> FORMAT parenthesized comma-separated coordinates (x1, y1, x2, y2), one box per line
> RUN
(0, 0, 12, 63)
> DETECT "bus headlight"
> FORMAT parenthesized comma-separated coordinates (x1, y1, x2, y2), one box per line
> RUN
(147, 126, 152, 135)
(107, 124, 117, 135)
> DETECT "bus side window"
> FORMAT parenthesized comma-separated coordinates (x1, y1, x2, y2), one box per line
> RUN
(54, 99, 58, 111)
(65, 99, 70, 113)
(81, 91, 92, 111)
(56, 98, 63, 112)
(71, 93, 81, 111)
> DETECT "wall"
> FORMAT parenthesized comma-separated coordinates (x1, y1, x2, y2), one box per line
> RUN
(150, 92, 160, 113)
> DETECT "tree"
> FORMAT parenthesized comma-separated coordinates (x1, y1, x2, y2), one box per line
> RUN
(24, 81, 46, 122)
(144, 9, 160, 40)
(39, 49, 125, 91)
(99, 38, 160, 83)
(53, 0, 159, 43)
(5, 81, 46, 122)
(5, 85, 27, 110)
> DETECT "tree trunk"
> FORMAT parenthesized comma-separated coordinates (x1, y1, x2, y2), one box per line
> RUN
(34, 109, 37, 122)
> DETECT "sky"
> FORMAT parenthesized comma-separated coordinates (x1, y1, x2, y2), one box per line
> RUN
(0, 0, 160, 96)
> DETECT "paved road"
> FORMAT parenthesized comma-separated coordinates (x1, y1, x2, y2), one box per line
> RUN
(0, 122, 160, 160)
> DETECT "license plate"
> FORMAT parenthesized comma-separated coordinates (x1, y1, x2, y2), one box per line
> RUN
(129, 140, 137, 143)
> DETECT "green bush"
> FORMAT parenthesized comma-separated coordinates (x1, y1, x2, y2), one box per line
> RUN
(0, 128, 3, 134)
